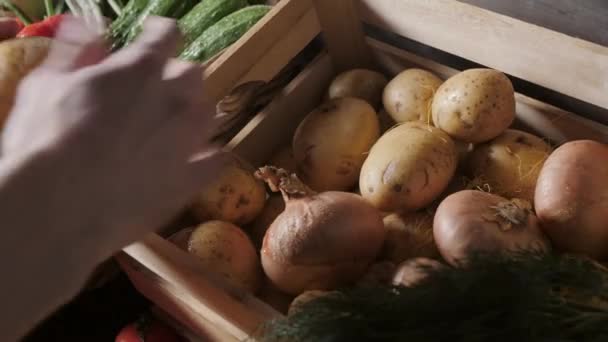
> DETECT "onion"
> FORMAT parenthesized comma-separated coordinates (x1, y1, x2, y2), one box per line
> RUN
(255, 166, 386, 295)
(535, 140, 608, 260)
(392, 258, 447, 287)
(433, 190, 551, 266)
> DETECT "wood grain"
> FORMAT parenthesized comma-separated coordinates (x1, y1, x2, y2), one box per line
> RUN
(311, 0, 374, 71)
(358, 0, 608, 112)
(203, 0, 318, 103)
(228, 52, 335, 166)
(458, 0, 608, 47)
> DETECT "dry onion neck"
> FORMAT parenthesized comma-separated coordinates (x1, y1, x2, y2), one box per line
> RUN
(255, 166, 316, 201)
(485, 199, 533, 231)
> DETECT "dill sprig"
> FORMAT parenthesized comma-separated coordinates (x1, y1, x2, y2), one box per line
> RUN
(258, 251, 608, 342)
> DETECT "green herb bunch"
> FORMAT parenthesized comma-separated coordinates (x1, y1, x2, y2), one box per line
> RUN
(259, 252, 608, 342)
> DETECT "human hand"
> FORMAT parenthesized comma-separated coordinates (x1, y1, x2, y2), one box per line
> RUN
(1, 15, 230, 261)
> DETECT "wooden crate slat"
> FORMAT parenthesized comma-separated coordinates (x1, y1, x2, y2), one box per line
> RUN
(227, 52, 335, 166)
(121, 234, 280, 341)
(358, 0, 608, 111)
(203, 0, 318, 103)
(311, 0, 374, 71)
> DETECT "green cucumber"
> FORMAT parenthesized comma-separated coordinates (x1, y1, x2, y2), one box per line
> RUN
(178, 0, 248, 48)
(107, 0, 150, 50)
(180, 5, 271, 63)
(121, 0, 199, 47)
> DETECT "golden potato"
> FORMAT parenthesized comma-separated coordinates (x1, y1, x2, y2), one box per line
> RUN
(383, 68, 443, 124)
(359, 122, 458, 212)
(288, 290, 334, 316)
(431, 68, 515, 143)
(293, 97, 380, 192)
(467, 129, 552, 203)
(187, 220, 262, 292)
(190, 153, 266, 225)
(328, 68, 388, 109)
(0, 37, 51, 129)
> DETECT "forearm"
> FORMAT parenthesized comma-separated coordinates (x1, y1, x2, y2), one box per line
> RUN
(0, 151, 102, 341)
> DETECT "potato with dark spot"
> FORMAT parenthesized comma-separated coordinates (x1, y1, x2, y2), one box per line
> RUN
(383, 68, 443, 124)
(293, 97, 380, 191)
(467, 129, 552, 203)
(431, 68, 516, 143)
(187, 221, 262, 292)
(360, 122, 458, 213)
(328, 68, 388, 109)
(190, 153, 266, 225)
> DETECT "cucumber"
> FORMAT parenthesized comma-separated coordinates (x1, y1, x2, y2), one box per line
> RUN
(178, 0, 248, 48)
(180, 5, 271, 63)
(112, 0, 198, 50)
(107, 0, 150, 50)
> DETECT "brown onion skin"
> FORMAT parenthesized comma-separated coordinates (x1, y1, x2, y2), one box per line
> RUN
(261, 191, 385, 295)
(535, 140, 608, 260)
(392, 258, 446, 287)
(433, 190, 551, 266)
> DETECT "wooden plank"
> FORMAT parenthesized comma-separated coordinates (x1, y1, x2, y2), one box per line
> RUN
(228, 52, 335, 166)
(368, 38, 608, 145)
(238, 8, 321, 84)
(311, 0, 374, 71)
(458, 0, 608, 47)
(203, 0, 318, 103)
(358, 0, 608, 112)
(120, 234, 281, 341)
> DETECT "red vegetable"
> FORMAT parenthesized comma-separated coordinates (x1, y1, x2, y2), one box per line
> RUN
(16, 14, 66, 38)
(115, 315, 184, 342)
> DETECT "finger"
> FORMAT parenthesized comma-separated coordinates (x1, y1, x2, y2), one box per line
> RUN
(40, 15, 108, 72)
(0, 18, 20, 41)
(99, 16, 181, 77)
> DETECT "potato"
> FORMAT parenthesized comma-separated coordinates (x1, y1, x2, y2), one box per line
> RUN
(380, 211, 440, 264)
(328, 68, 388, 109)
(187, 220, 262, 292)
(467, 129, 552, 203)
(293, 97, 380, 191)
(167, 227, 194, 250)
(0, 37, 51, 129)
(267, 146, 297, 174)
(383, 68, 443, 124)
(535, 140, 608, 260)
(190, 153, 266, 225)
(359, 121, 458, 212)
(431, 68, 516, 143)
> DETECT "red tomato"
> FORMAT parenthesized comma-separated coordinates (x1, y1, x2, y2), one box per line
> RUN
(116, 315, 184, 342)
(16, 14, 66, 38)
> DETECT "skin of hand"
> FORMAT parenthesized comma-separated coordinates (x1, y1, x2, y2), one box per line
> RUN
(0, 15, 233, 340)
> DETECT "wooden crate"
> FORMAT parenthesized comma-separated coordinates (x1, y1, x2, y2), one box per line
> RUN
(116, 0, 608, 340)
